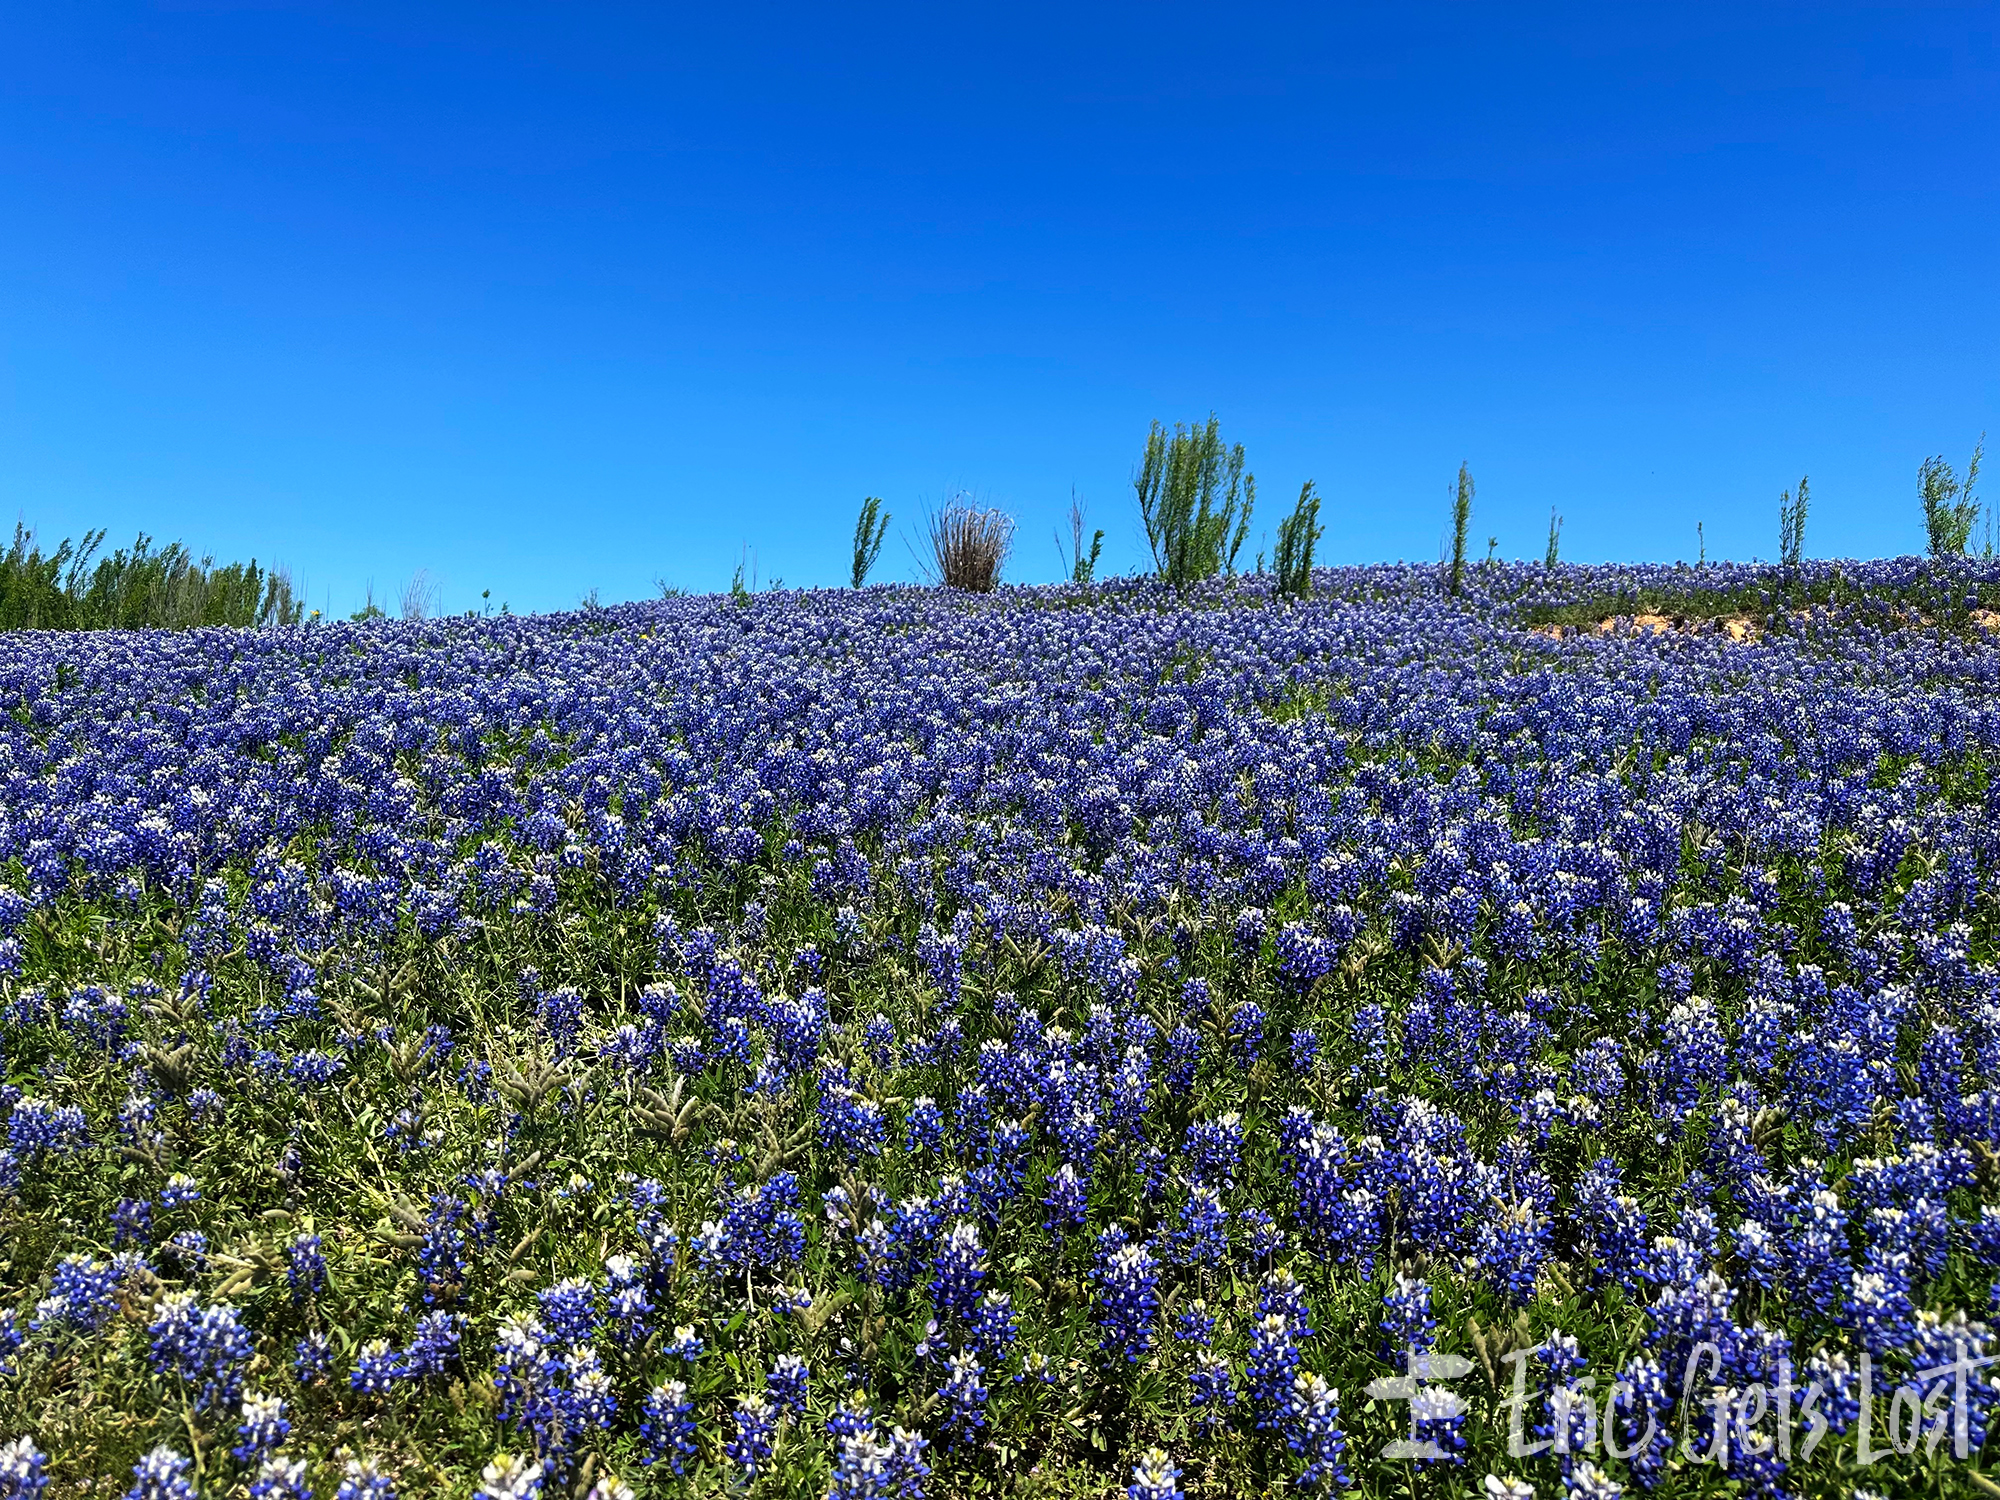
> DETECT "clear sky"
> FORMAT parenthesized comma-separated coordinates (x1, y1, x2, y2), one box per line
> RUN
(2, 4, 1995, 614)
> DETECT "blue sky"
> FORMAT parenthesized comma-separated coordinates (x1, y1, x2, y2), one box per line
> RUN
(2, 3, 1995, 613)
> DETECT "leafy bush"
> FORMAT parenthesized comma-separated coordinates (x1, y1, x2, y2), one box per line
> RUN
(1135, 416, 1252, 590)
(1271, 480, 1321, 600)
(1921, 438, 1984, 558)
(0, 525, 303, 630)
(851, 497, 890, 589)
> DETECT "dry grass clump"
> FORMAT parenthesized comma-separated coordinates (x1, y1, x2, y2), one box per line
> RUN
(919, 497, 1014, 592)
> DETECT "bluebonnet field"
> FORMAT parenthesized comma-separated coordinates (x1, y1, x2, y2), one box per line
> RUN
(3, 557, 2000, 1499)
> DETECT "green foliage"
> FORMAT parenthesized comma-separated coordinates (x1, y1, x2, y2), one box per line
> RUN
(851, 496, 891, 588)
(1272, 479, 1322, 600)
(1779, 474, 1809, 573)
(1921, 436, 1984, 558)
(1134, 415, 1253, 591)
(0, 524, 303, 631)
(1056, 490, 1103, 586)
(1545, 509, 1562, 570)
(1448, 462, 1474, 596)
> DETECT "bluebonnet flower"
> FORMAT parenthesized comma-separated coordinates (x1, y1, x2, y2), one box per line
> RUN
(110, 1197, 153, 1247)
(7, 1104, 89, 1160)
(1247, 1315, 1302, 1432)
(769, 1353, 810, 1419)
(232, 1393, 291, 1464)
(1382, 1273, 1434, 1359)
(903, 1095, 946, 1154)
(1284, 1373, 1349, 1489)
(1127, 1448, 1182, 1500)
(293, 1332, 333, 1385)
(1258, 1268, 1315, 1338)
(1167, 1186, 1229, 1268)
(1475, 1200, 1549, 1304)
(969, 1290, 1018, 1364)
(537, 1277, 600, 1347)
(639, 1380, 697, 1473)
(147, 1293, 254, 1413)
(927, 1221, 987, 1322)
(158, 1173, 199, 1210)
(349, 1339, 402, 1395)
(163, 1230, 207, 1270)
(1172, 1300, 1215, 1347)
(726, 1392, 779, 1475)
(1092, 1226, 1161, 1364)
(1041, 1158, 1090, 1240)
(1163, 1024, 1202, 1095)
(31, 1254, 119, 1335)
(602, 1254, 652, 1347)
(417, 1195, 469, 1306)
(0, 1437, 48, 1500)
(1183, 1114, 1243, 1186)
(1226, 1003, 1266, 1067)
(334, 1459, 396, 1500)
(248, 1458, 312, 1500)
(940, 1350, 988, 1446)
(827, 1431, 897, 1500)
(403, 1311, 463, 1378)
(1845, 1248, 1917, 1358)
(123, 1448, 196, 1500)
(475, 1455, 544, 1500)
(1189, 1351, 1237, 1433)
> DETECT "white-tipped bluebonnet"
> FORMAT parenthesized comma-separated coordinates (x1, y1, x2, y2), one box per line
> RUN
(969, 1290, 1017, 1363)
(726, 1392, 778, 1475)
(292, 1332, 333, 1385)
(349, 1339, 402, 1395)
(1092, 1226, 1161, 1365)
(1247, 1315, 1302, 1433)
(1381, 1273, 1434, 1358)
(123, 1448, 195, 1500)
(1845, 1248, 1917, 1358)
(1563, 1461, 1623, 1500)
(334, 1459, 396, 1500)
(602, 1255, 653, 1347)
(639, 1380, 698, 1474)
(1283, 1373, 1348, 1489)
(248, 1457, 311, 1500)
(1042, 1163, 1088, 1239)
(475, 1455, 543, 1500)
(1127, 1447, 1182, 1500)
(0, 1437, 48, 1500)
(31, 1253, 120, 1335)
(536, 1277, 599, 1348)
(927, 1221, 986, 1322)
(231, 1393, 291, 1464)
(1189, 1351, 1237, 1434)
(147, 1292, 253, 1413)
(769, 1353, 810, 1419)
(940, 1350, 988, 1447)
